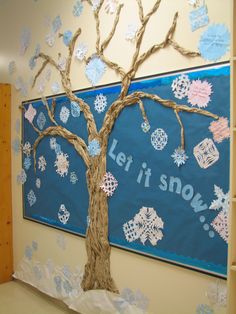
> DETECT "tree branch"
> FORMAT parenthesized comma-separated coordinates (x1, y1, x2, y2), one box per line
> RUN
(169, 39, 200, 57)
(41, 97, 58, 126)
(66, 28, 82, 74)
(136, 0, 144, 23)
(174, 109, 185, 149)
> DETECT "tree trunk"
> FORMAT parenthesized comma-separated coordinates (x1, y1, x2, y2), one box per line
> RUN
(81, 156, 118, 293)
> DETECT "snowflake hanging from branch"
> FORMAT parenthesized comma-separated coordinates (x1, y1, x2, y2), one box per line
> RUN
(151, 128, 168, 150)
(94, 93, 107, 113)
(171, 147, 188, 167)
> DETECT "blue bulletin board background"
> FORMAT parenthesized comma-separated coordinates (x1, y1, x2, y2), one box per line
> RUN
(22, 62, 230, 278)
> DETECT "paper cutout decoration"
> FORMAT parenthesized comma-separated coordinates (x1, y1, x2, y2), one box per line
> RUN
(45, 33, 56, 47)
(25, 104, 37, 123)
(75, 43, 88, 61)
(15, 77, 28, 97)
(171, 147, 188, 167)
(196, 304, 214, 314)
(104, 0, 118, 14)
(210, 185, 229, 213)
(29, 44, 41, 70)
(94, 93, 107, 113)
(209, 117, 230, 143)
(206, 280, 227, 308)
(54, 153, 69, 177)
(17, 169, 27, 185)
(151, 128, 168, 150)
(25, 246, 33, 260)
(120, 288, 149, 312)
(199, 24, 230, 62)
(8, 61, 16, 75)
(91, 0, 101, 11)
(193, 138, 219, 169)
(27, 190, 37, 207)
(63, 31, 73, 46)
(60, 106, 70, 123)
(58, 56, 67, 71)
(85, 55, 106, 86)
(52, 15, 62, 33)
(70, 172, 78, 184)
(38, 156, 47, 171)
(171, 74, 191, 99)
(189, 5, 209, 32)
(70, 101, 81, 118)
(32, 241, 38, 251)
(123, 206, 164, 246)
(125, 24, 138, 42)
(73, 0, 83, 17)
(51, 82, 60, 94)
(141, 121, 150, 133)
(100, 172, 118, 197)
(58, 204, 70, 224)
(188, 79, 212, 108)
(23, 141, 32, 157)
(50, 137, 57, 150)
(37, 78, 46, 94)
(12, 137, 21, 155)
(24, 157, 32, 170)
(20, 28, 31, 55)
(88, 139, 101, 157)
(36, 178, 41, 189)
(37, 112, 46, 130)
(211, 210, 228, 243)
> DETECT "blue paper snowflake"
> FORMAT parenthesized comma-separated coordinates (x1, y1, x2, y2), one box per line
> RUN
(17, 169, 27, 185)
(73, 0, 83, 17)
(54, 276, 62, 293)
(24, 157, 32, 170)
(63, 30, 73, 46)
(27, 190, 36, 207)
(199, 24, 230, 62)
(12, 137, 21, 154)
(63, 280, 73, 294)
(85, 55, 106, 86)
(62, 265, 71, 279)
(55, 143, 62, 155)
(37, 112, 46, 130)
(25, 245, 33, 260)
(196, 304, 214, 314)
(29, 44, 40, 70)
(52, 15, 62, 33)
(88, 139, 101, 157)
(141, 121, 150, 133)
(70, 101, 81, 117)
(70, 172, 78, 184)
(189, 5, 209, 32)
(36, 178, 41, 189)
(171, 147, 188, 167)
(20, 28, 31, 55)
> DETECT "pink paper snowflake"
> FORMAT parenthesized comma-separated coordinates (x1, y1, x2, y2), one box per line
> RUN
(209, 117, 230, 143)
(211, 210, 228, 243)
(100, 172, 118, 197)
(24, 104, 37, 123)
(188, 79, 212, 108)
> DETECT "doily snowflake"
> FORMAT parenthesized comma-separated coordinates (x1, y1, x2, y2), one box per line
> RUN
(24, 157, 32, 170)
(209, 185, 229, 213)
(8, 61, 16, 75)
(125, 24, 138, 42)
(94, 93, 107, 113)
(25, 104, 37, 124)
(196, 304, 214, 314)
(58, 204, 70, 224)
(91, 0, 100, 11)
(37, 112, 46, 130)
(193, 138, 219, 169)
(52, 15, 62, 33)
(123, 206, 164, 246)
(27, 190, 37, 207)
(70, 101, 81, 117)
(50, 137, 57, 150)
(75, 43, 88, 61)
(54, 153, 69, 177)
(12, 137, 21, 155)
(63, 30, 73, 46)
(23, 141, 32, 157)
(20, 28, 31, 56)
(151, 128, 168, 150)
(188, 79, 212, 108)
(211, 209, 228, 243)
(88, 139, 101, 157)
(45, 32, 56, 47)
(38, 156, 47, 172)
(141, 121, 150, 133)
(17, 169, 27, 185)
(171, 74, 191, 99)
(60, 106, 70, 123)
(15, 76, 28, 97)
(73, 0, 83, 17)
(85, 55, 106, 86)
(209, 117, 230, 143)
(100, 172, 118, 197)
(171, 147, 188, 167)
(70, 172, 78, 184)
(189, 5, 209, 32)
(58, 56, 67, 71)
(36, 178, 41, 189)
(206, 280, 227, 308)
(104, 0, 118, 14)
(51, 82, 60, 94)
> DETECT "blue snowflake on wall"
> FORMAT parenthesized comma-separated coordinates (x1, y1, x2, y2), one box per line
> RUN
(27, 190, 37, 207)
(24, 157, 32, 170)
(85, 55, 106, 86)
(63, 31, 73, 46)
(52, 16, 62, 33)
(73, 0, 83, 17)
(88, 139, 101, 157)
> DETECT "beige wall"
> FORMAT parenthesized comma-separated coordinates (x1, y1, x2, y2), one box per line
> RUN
(0, 0, 230, 313)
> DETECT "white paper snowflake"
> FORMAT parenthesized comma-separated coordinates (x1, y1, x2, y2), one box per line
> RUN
(51, 82, 60, 94)
(120, 288, 149, 312)
(70, 172, 78, 184)
(104, 0, 118, 14)
(45, 33, 56, 47)
(209, 185, 229, 213)
(60, 106, 70, 124)
(206, 280, 227, 308)
(91, 0, 100, 11)
(27, 190, 37, 207)
(100, 172, 118, 197)
(17, 169, 27, 185)
(125, 24, 138, 41)
(94, 93, 107, 113)
(171, 147, 188, 167)
(70, 101, 81, 118)
(123, 206, 164, 246)
(188, 0, 200, 6)
(38, 156, 47, 172)
(211, 209, 228, 243)
(193, 138, 219, 169)
(36, 178, 41, 189)
(58, 56, 67, 71)
(23, 141, 32, 157)
(141, 121, 150, 133)
(75, 43, 88, 61)
(54, 153, 69, 177)
(20, 28, 31, 56)
(37, 112, 46, 130)
(151, 128, 168, 150)
(171, 74, 191, 99)
(58, 204, 70, 224)
(88, 139, 101, 157)
(50, 137, 57, 150)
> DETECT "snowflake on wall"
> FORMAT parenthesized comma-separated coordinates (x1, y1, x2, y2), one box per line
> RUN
(119, 288, 149, 312)
(94, 93, 107, 113)
(36, 78, 46, 94)
(37, 112, 46, 130)
(188, 0, 200, 6)
(28, 44, 41, 70)
(100, 172, 118, 197)
(23, 141, 32, 157)
(206, 280, 227, 308)
(25, 246, 33, 260)
(75, 43, 88, 61)
(123, 206, 164, 246)
(209, 185, 229, 213)
(60, 106, 70, 123)
(8, 61, 16, 75)
(45, 33, 56, 47)
(141, 121, 150, 133)
(193, 138, 219, 169)
(36, 178, 41, 189)
(50, 137, 57, 150)
(88, 139, 101, 157)
(27, 190, 37, 207)
(12, 137, 21, 155)
(19, 28, 31, 55)
(17, 169, 27, 185)
(151, 128, 168, 150)
(24, 157, 32, 170)
(58, 56, 67, 71)
(70, 101, 81, 117)
(63, 30, 73, 46)
(58, 204, 70, 224)
(171, 147, 188, 167)
(25, 104, 37, 124)
(52, 15, 62, 33)
(171, 74, 191, 99)
(51, 82, 60, 94)
(14, 76, 28, 97)
(70, 172, 78, 184)
(73, 0, 83, 17)
(85, 55, 106, 86)
(189, 5, 209, 32)
(188, 79, 212, 108)
(91, 0, 100, 11)
(125, 24, 138, 42)
(54, 153, 69, 177)
(38, 156, 47, 172)
(209, 117, 230, 143)
(104, 0, 118, 14)
(196, 304, 214, 314)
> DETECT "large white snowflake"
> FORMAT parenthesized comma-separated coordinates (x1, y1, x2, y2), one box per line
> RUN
(100, 172, 118, 196)
(125, 24, 138, 42)
(171, 74, 191, 99)
(75, 43, 88, 61)
(104, 0, 118, 14)
(171, 147, 188, 167)
(54, 153, 69, 177)
(38, 156, 47, 172)
(94, 93, 107, 113)
(151, 128, 168, 150)
(23, 141, 32, 157)
(123, 207, 164, 246)
(60, 106, 70, 124)
(210, 185, 229, 213)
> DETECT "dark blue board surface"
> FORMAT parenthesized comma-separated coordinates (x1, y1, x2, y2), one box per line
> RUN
(23, 63, 230, 277)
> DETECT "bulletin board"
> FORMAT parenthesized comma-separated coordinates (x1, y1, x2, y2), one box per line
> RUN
(22, 62, 230, 277)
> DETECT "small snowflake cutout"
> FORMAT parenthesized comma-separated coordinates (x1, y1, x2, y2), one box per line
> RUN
(196, 304, 214, 314)
(141, 121, 150, 133)
(125, 24, 138, 42)
(70, 101, 81, 117)
(27, 189, 37, 207)
(151, 128, 168, 150)
(104, 0, 118, 14)
(12, 137, 21, 155)
(188, 79, 212, 108)
(63, 30, 73, 46)
(54, 153, 69, 177)
(38, 156, 47, 171)
(36, 178, 41, 189)
(45, 33, 56, 47)
(23, 142, 32, 157)
(206, 280, 227, 308)
(75, 43, 88, 61)
(52, 15, 62, 33)
(73, 0, 83, 17)
(193, 138, 219, 169)
(94, 93, 107, 113)
(51, 82, 60, 94)
(91, 0, 100, 11)
(25, 104, 37, 124)
(189, 5, 209, 32)
(37, 112, 46, 130)
(100, 172, 118, 197)
(8, 61, 16, 75)
(85, 55, 106, 86)
(58, 204, 70, 224)
(171, 74, 191, 99)
(58, 56, 67, 71)
(24, 157, 32, 170)
(88, 139, 101, 157)
(50, 137, 57, 150)
(171, 147, 188, 167)
(209, 185, 229, 213)
(19, 28, 31, 56)
(25, 246, 33, 260)
(60, 106, 70, 123)
(17, 169, 27, 185)
(209, 117, 230, 143)
(70, 172, 78, 184)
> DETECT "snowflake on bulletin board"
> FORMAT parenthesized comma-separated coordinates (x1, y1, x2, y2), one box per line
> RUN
(54, 153, 69, 177)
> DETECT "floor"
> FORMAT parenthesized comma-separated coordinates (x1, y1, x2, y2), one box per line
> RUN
(0, 280, 78, 314)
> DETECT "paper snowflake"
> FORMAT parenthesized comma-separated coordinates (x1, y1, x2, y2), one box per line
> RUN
(91, 0, 100, 11)
(73, 0, 83, 17)
(52, 15, 62, 33)
(171, 147, 188, 167)
(29, 44, 40, 70)
(188, 79, 212, 108)
(94, 93, 107, 113)
(38, 156, 47, 171)
(63, 30, 73, 46)
(206, 280, 227, 308)
(104, 0, 118, 14)
(36, 178, 41, 189)
(54, 275, 62, 293)
(15, 77, 28, 97)
(196, 304, 214, 314)
(12, 137, 21, 155)
(58, 204, 70, 224)
(51, 82, 60, 94)
(25, 104, 37, 124)
(141, 121, 150, 133)
(171, 74, 191, 99)
(85, 55, 106, 86)
(54, 153, 69, 177)
(45, 68, 51, 81)
(100, 172, 118, 197)
(199, 24, 230, 62)
(55, 144, 62, 155)
(45, 33, 56, 47)
(25, 246, 33, 260)
(33, 265, 42, 281)
(36, 78, 46, 94)
(88, 139, 101, 157)
(58, 56, 67, 71)
(211, 209, 228, 243)
(189, 5, 209, 32)
(151, 128, 168, 150)
(23, 142, 32, 157)
(50, 137, 57, 150)
(120, 288, 149, 312)
(125, 24, 138, 41)
(17, 169, 27, 185)
(24, 157, 32, 170)
(123, 206, 164, 246)
(20, 28, 31, 55)
(193, 138, 219, 169)
(75, 43, 88, 61)
(8, 61, 16, 75)
(188, 0, 200, 6)
(60, 106, 70, 123)
(37, 112, 46, 130)
(209, 117, 230, 143)
(70, 172, 78, 184)
(27, 190, 37, 207)
(210, 185, 229, 213)
(70, 101, 81, 117)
